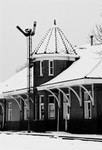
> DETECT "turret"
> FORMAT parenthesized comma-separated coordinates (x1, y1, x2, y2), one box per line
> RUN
(32, 21, 78, 87)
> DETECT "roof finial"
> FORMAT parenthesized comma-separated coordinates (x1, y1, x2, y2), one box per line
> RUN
(54, 20, 56, 25)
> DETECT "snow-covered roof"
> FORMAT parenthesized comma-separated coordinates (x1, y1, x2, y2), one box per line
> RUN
(1, 67, 33, 95)
(76, 44, 102, 57)
(37, 45, 102, 90)
(33, 20, 76, 55)
(2, 68, 27, 93)
(33, 53, 79, 62)
(1, 44, 102, 96)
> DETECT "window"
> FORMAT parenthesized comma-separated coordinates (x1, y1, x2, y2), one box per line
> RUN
(24, 104, 28, 120)
(35, 96, 37, 120)
(63, 94, 70, 103)
(63, 94, 70, 120)
(84, 91, 91, 101)
(63, 103, 70, 120)
(49, 60, 54, 76)
(39, 95, 44, 120)
(84, 91, 92, 119)
(48, 95, 55, 119)
(84, 101, 92, 119)
(40, 61, 43, 76)
(8, 102, 12, 121)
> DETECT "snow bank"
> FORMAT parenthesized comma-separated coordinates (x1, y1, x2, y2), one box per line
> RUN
(0, 132, 102, 150)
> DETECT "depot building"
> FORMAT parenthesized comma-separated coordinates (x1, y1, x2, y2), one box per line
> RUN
(0, 22, 102, 134)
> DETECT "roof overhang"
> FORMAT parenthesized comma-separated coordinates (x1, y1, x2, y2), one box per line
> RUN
(37, 78, 102, 90)
(3, 87, 33, 95)
(0, 87, 33, 99)
(33, 53, 79, 61)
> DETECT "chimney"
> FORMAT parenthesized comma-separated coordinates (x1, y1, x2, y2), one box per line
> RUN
(90, 35, 93, 46)
(54, 20, 56, 25)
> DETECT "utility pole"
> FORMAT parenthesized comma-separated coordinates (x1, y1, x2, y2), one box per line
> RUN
(16, 21, 37, 132)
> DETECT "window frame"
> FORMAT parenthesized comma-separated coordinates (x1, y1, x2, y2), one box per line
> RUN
(24, 103, 28, 120)
(49, 60, 54, 76)
(84, 91, 92, 119)
(34, 96, 37, 120)
(48, 95, 55, 119)
(39, 95, 44, 120)
(84, 100, 92, 119)
(63, 94, 70, 120)
(40, 61, 43, 76)
(63, 102, 70, 120)
(8, 102, 12, 121)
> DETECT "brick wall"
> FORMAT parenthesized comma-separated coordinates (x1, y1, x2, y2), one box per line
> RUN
(94, 84, 102, 133)
(34, 59, 74, 87)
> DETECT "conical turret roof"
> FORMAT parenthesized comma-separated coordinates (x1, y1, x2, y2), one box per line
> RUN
(33, 20, 76, 55)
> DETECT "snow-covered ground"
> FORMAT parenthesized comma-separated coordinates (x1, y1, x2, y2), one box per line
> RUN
(0, 132, 102, 150)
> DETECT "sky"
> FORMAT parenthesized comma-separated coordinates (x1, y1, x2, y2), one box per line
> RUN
(0, 0, 102, 82)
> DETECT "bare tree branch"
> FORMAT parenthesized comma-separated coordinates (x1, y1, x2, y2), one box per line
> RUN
(91, 24, 102, 45)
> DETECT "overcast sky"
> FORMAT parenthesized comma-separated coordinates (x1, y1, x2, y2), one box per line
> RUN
(0, 0, 102, 82)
